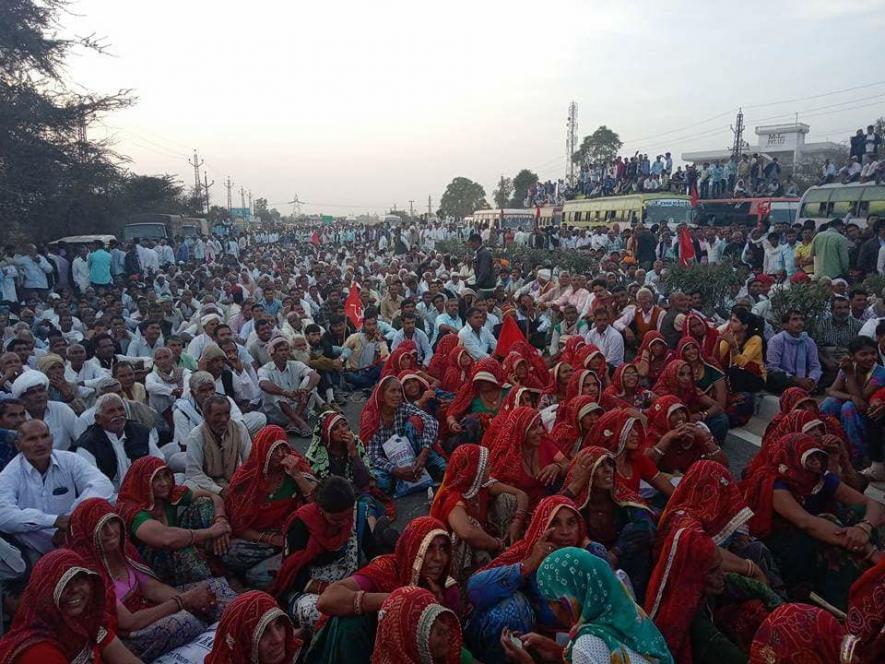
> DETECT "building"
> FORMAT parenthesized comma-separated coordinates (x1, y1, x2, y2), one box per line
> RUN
(682, 122, 843, 170)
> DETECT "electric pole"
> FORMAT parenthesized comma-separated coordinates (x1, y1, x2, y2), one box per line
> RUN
(427, 196, 432, 216)
(239, 187, 247, 217)
(188, 150, 204, 211)
(730, 108, 745, 160)
(248, 189, 253, 216)
(408, 200, 415, 220)
(566, 101, 578, 185)
(225, 177, 233, 212)
(203, 172, 214, 211)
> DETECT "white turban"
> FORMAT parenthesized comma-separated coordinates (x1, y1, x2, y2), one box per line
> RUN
(537, 269, 552, 282)
(11, 370, 49, 398)
(200, 313, 222, 327)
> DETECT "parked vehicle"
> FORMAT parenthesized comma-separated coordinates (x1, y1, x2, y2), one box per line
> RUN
(695, 197, 799, 227)
(48, 234, 117, 251)
(797, 183, 885, 228)
(122, 214, 209, 241)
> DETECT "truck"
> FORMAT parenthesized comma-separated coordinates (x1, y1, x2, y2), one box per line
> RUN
(122, 214, 209, 241)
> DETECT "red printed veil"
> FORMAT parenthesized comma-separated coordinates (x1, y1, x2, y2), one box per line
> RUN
(372, 586, 462, 664)
(357, 516, 453, 592)
(116, 456, 188, 530)
(224, 424, 314, 535)
(0, 549, 112, 663)
(205, 590, 302, 664)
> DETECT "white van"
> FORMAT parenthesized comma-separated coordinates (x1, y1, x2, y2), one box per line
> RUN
(797, 183, 885, 228)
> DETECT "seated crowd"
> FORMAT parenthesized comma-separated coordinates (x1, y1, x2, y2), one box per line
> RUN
(0, 219, 881, 664)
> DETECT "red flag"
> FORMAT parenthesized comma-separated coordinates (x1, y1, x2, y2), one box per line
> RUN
(678, 226, 696, 266)
(310, 231, 321, 246)
(689, 180, 699, 208)
(495, 315, 528, 359)
(345, 283, 363, 329)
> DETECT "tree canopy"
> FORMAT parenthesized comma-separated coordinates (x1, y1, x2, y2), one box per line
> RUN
(572, 125, 623, 165)
(493, 176, 513, 208)
(438, 177, 487, 220)
(510, 169, 539, 207)
(0, 0, 201, 243)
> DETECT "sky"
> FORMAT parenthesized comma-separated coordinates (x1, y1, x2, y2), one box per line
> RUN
(63, 0, 885, 216)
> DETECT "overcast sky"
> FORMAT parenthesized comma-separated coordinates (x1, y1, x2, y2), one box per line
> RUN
(66, 0, 885, 216)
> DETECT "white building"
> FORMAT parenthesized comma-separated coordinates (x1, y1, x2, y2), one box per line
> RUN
(682, 122, 843, 168)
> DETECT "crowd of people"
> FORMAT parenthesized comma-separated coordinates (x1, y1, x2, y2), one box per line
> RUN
(522, 122, 884, 209)
(0, 213, 881, 663)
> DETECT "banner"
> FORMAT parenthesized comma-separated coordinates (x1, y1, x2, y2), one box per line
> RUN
(345, 283, 363, 329)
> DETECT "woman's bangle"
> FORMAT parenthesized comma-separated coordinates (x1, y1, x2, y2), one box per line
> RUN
(514, 508, 528, 521)
(187, 530, 196, 546)
(213, 514, 228, 524)
(652, 446, 664, 457)
(857, 520, 873, 534)
(172, 595, 184, 611)
(353, 590, 366, 616)
(744, 559, 754, 576)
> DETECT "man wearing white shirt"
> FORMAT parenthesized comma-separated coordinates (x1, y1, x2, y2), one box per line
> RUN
(391, 313, 433, 366)
(156, 239, 175, 266)
(258, 337, 320, 436)
(71, 246, 90, 294)
(12, 371, 79, 451)
(75, 394, 163, 491)
(0, 419, 113, 555)
(585, 306, 625, 367)
(458, 307, 497, 360)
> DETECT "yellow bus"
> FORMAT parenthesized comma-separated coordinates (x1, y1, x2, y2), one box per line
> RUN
(537, 204, 562, 228)
(562, 193, 692, 228)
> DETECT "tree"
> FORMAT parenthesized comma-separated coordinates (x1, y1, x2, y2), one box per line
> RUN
(572, 125, 623, 165)
(493, 176, 514, 208)
(510, 169, 539, 207)
(438, 177, 487, 220)
(254, 197, 271, 222)
(1, 0, 134, 241)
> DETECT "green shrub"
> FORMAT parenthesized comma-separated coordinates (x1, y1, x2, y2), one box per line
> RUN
(662, 262, 741, 317)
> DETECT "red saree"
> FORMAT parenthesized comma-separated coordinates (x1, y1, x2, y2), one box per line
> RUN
(116, 456, 189, 531)
(430, 444, 491, 526)
(224, 424, 314, 536)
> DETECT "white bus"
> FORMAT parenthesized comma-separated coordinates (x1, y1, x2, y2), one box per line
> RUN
(797, 183, 885, 228)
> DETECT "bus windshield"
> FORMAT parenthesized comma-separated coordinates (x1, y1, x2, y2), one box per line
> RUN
(644, 199, 693, 225)
(500, 214, 533, 230)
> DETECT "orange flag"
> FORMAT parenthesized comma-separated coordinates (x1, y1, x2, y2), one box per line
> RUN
(345, 283, 364, 329)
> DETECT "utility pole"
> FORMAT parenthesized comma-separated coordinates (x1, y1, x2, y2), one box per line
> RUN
(203, 172, 214, 211)
(225, 177, 233, 212)
(427, 195, 432, 216)
(239, 187, 247, 218)
(566, 101, 578, 185)
(248, 189, 253, 216)
(730, 108, 745, 160)
(188, 150, 204, 211)
(408, 200, 415, 220)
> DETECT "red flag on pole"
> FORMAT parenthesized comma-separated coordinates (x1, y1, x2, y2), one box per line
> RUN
(678, 226, 696, 266)
(344, 283, 364, 329)
(495, 315, 528, 359)
(689, 180, 699, 208)
(310, 231, 321, 246)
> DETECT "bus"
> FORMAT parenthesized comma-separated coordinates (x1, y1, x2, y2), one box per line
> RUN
(537, 204, 562, 228)
(694, 197, 799, 227)
(797, 183, 885, 228)
(562, 193, 692, 229)
(472, 208, 536, 231)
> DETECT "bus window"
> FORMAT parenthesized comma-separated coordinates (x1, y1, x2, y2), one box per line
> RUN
(860, 186, 885, 217)
(574, 211, 582, 222)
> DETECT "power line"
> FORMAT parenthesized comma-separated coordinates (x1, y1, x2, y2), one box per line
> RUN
(742, 78, 885, 110)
